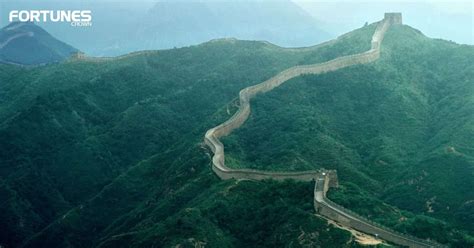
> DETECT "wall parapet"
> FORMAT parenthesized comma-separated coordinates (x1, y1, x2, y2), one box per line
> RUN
(314, 175, 444, 247)
(68, 50, 159, 63)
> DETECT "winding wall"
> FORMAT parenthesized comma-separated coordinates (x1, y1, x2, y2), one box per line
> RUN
(203, 13, 445, 248)
(204, 17, 390, 180)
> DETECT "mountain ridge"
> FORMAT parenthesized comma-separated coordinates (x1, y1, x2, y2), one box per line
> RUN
(0, 21, 78, 65)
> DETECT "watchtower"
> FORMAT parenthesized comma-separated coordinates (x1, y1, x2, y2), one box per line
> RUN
(384, 13, 402, 25)
(70, 51, 86, 59)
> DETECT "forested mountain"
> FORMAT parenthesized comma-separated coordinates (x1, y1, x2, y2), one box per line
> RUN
(0, 22, 78, 65)
(223, 25, 474, 245)
(0, 22, 472, 247)
(0, 35, 346, 248)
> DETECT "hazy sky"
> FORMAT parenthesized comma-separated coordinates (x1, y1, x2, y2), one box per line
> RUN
(1, 0, 472, 45)
(294, 0, 473, 44)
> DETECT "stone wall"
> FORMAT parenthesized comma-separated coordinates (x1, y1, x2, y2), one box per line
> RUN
(211, 167, 335, 181)
(69, 50, 159, 63)
(317, 205, 439, 247)
(315, 174, 443, 247)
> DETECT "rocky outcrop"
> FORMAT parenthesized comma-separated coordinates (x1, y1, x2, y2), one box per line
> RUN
(204, 13, 445, 248)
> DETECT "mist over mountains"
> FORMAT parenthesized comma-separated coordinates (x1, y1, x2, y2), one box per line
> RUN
(1, 0, 471, 57)
(0, 0, 332, 56)
(135, 1, 331, 51)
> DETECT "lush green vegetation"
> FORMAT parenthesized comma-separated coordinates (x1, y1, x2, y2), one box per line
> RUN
(223, 25, 474, 245)
(0, 27, 379, 248)
(298, 23, 376, 65)
(0, 22, 471, 247)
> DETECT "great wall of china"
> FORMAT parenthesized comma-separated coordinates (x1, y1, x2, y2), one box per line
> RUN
(204, 13, 445, 248)
(70, 50, 159, 62)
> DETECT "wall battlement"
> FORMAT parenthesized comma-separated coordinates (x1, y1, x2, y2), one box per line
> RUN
(68, 50, 159, 63)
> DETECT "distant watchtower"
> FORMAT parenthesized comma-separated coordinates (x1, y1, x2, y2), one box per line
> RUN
(384, 13, 402, 25)
(71, 51, 86, 59)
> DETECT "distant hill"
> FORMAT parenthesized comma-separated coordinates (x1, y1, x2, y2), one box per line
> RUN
(0, 22, 78, 65)
(131, 0, 332, 52)
(0, 0, 331, 56)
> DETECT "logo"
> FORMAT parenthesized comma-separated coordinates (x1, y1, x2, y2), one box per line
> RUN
(9, 10, 92, 27)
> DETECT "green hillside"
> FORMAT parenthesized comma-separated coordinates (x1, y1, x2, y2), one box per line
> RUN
(223, 25, 474, 246)
(0, 27, 376, 248)
(0, 22, 472, 247)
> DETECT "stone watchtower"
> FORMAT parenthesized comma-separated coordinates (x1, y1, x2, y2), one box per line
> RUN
(70, 51, 86, 59)
(384, 13, 402, 25)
